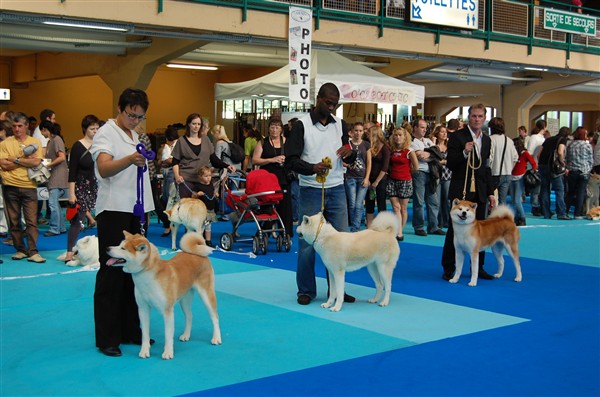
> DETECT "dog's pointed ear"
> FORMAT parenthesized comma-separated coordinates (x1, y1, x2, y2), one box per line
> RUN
(470, 202, 478, 210)
(302, 215, 310, 224)
(137, 243, 148, 253)
(123, 230, 132, 238)
(452, 198, 460, 206)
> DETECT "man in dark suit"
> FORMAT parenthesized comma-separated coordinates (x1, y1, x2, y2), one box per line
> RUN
(441, 103, 496, 281)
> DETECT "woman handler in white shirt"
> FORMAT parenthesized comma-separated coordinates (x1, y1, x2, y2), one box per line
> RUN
(90, 88, 154, 357)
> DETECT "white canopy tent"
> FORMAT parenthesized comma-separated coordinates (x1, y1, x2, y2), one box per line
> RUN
(214, 50, 425, 106)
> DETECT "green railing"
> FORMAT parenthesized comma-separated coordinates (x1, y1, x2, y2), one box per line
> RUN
(173, 0, 600, 56)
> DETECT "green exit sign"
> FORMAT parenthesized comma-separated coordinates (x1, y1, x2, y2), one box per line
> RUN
(544, 9, 596, 36)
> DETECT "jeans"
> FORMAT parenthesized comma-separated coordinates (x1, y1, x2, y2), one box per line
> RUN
(565, 170, 589, 217)
(437, 179, 450, 228)
(529, 183, 541, 208)
(496, 175, 512, 205)
(539, 164, 566, 218)
(297, 184, 348, 298)
(290, 177, 300, 222)
(412, 171, 440, 232)
(344, 177, 368, 232)
(510, 176, 526, 221)
(48, 188, 67, 234)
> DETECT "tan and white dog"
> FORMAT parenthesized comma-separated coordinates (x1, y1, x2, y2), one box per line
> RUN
(297, 211, 400, 312)
(449, 199, 522, 287)
(587, 206, 600, 220)
(107, 231, 221, 359)
(57, 235, 100, 268)
(164, 198, 208, 250)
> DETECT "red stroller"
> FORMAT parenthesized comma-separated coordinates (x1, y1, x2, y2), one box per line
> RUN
(220, 169, 291, 255)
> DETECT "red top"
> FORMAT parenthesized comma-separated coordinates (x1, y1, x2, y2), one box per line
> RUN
(512, 151, 537, 176)
(389, 149, 412, 181)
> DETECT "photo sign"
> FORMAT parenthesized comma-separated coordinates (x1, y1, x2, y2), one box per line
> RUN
(289, 6, 313, 103)
(409, 0, 478, 30)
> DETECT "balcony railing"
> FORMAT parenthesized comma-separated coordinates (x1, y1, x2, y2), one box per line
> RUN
(183, 0, 600, 55)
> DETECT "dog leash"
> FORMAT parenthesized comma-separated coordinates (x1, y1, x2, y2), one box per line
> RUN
(134, 143, 155, 235)
(312, 156, 331, 244)
(462, 146, 482, 200)
(180, 180, 216, 201)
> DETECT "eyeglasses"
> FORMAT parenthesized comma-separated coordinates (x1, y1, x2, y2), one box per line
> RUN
(123, 109, 146, 121)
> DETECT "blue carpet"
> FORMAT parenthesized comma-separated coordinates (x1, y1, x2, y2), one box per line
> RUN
(1, 204, 599, 397)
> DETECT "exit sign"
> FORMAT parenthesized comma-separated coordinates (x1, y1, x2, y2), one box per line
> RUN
(544, 9, 596, 36)
(0, 88, 10, 100)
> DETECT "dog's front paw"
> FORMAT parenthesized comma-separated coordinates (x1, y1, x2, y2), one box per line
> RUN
(211, 336, 222, 345)
(493, 273, 502, 279)
(139, 347, 150, 359)
(378, 300, 389, 307)
(449, 277, 459, 284)
(179, 333, 190, 342)
(514, 276, 522, 282)
(162, 349, 174, 360)
(320, 302, 332, 308)
(367, 298, 378, 303)
(467, 281, 477, 287)
(329, 305, 342, 312)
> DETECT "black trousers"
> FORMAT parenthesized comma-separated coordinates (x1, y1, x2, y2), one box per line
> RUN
(93, 211, 144, 349)
(441, 193, 487, 274)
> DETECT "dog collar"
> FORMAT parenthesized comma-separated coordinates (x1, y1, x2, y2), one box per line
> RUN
(312, 215, 326, 245)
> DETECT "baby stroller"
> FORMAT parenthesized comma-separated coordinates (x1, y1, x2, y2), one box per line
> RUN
(219, 169, 291, 255)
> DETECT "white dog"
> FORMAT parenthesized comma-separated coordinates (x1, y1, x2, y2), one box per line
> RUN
(297, 211, 400, 312)
(57, 235, 99, 268)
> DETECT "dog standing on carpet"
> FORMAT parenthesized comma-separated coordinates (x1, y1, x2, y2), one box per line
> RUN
(107, 231, 221, 359)
(297, 211, 400, 312)
(449, 199, 522, 287)
(164, 197, 208, 250)
(57, 235, 99, 268)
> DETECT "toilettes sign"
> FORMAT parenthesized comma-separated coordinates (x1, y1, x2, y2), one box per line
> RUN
(409, 0, 479, 30)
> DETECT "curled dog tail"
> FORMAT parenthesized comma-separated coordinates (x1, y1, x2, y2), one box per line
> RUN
(369, 211, 400, 236)
(489, 204, 515, 220)
(180, 232, 214, 257)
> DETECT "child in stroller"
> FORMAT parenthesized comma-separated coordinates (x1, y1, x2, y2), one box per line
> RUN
(219, 169, 291, 255)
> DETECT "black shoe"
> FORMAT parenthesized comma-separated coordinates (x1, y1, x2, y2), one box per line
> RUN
(431, 229, 446, 236)
(99, 346, 122, 357)
(343, 293, 356, 303)
(160, 230, 171, 237)
(442, 270, 454, 281)
(0, 232, 7, 238)
(206, 240, 214, 248)
(396, 236, 404, 241)
(297, 294, 312, 305)
(478, 269, 494, 280)
(43, 231, 60, 237)
(415, 229, 427, 237)
(531, 207, 542, 217)
(557, 215, 572, 220)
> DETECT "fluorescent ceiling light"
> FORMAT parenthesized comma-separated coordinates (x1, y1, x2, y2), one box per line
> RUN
(166, 63, 218, 71)
(524, 67, 548, 72)
(42, 21, 128, 32)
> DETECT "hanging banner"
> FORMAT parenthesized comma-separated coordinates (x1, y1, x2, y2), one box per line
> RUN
(288, 6, 312, 103)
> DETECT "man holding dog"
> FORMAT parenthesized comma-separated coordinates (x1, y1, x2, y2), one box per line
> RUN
(286, 82, 357, 305)
(441, 103, 496, 281)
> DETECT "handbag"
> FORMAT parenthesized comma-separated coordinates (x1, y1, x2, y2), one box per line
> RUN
(523, 168, 541, 188)
(551, 147, 566, 178)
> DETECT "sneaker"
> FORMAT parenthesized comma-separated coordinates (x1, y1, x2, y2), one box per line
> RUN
(43, 231, 60, 237)
(574, 216, 584, 220)
(557, 215, 572, 220)
(430, 229, 446, 236)
(27, 253, 46, 263)
(415, 229, 427, 237)
(11, 251, 28, 260)
(297, 294, 312, 305)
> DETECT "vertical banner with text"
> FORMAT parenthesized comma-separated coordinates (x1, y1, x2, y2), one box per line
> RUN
(289, 7, 313, 103)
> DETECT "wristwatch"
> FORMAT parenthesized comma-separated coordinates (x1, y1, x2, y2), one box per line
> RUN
(14, 157, 21, 165)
